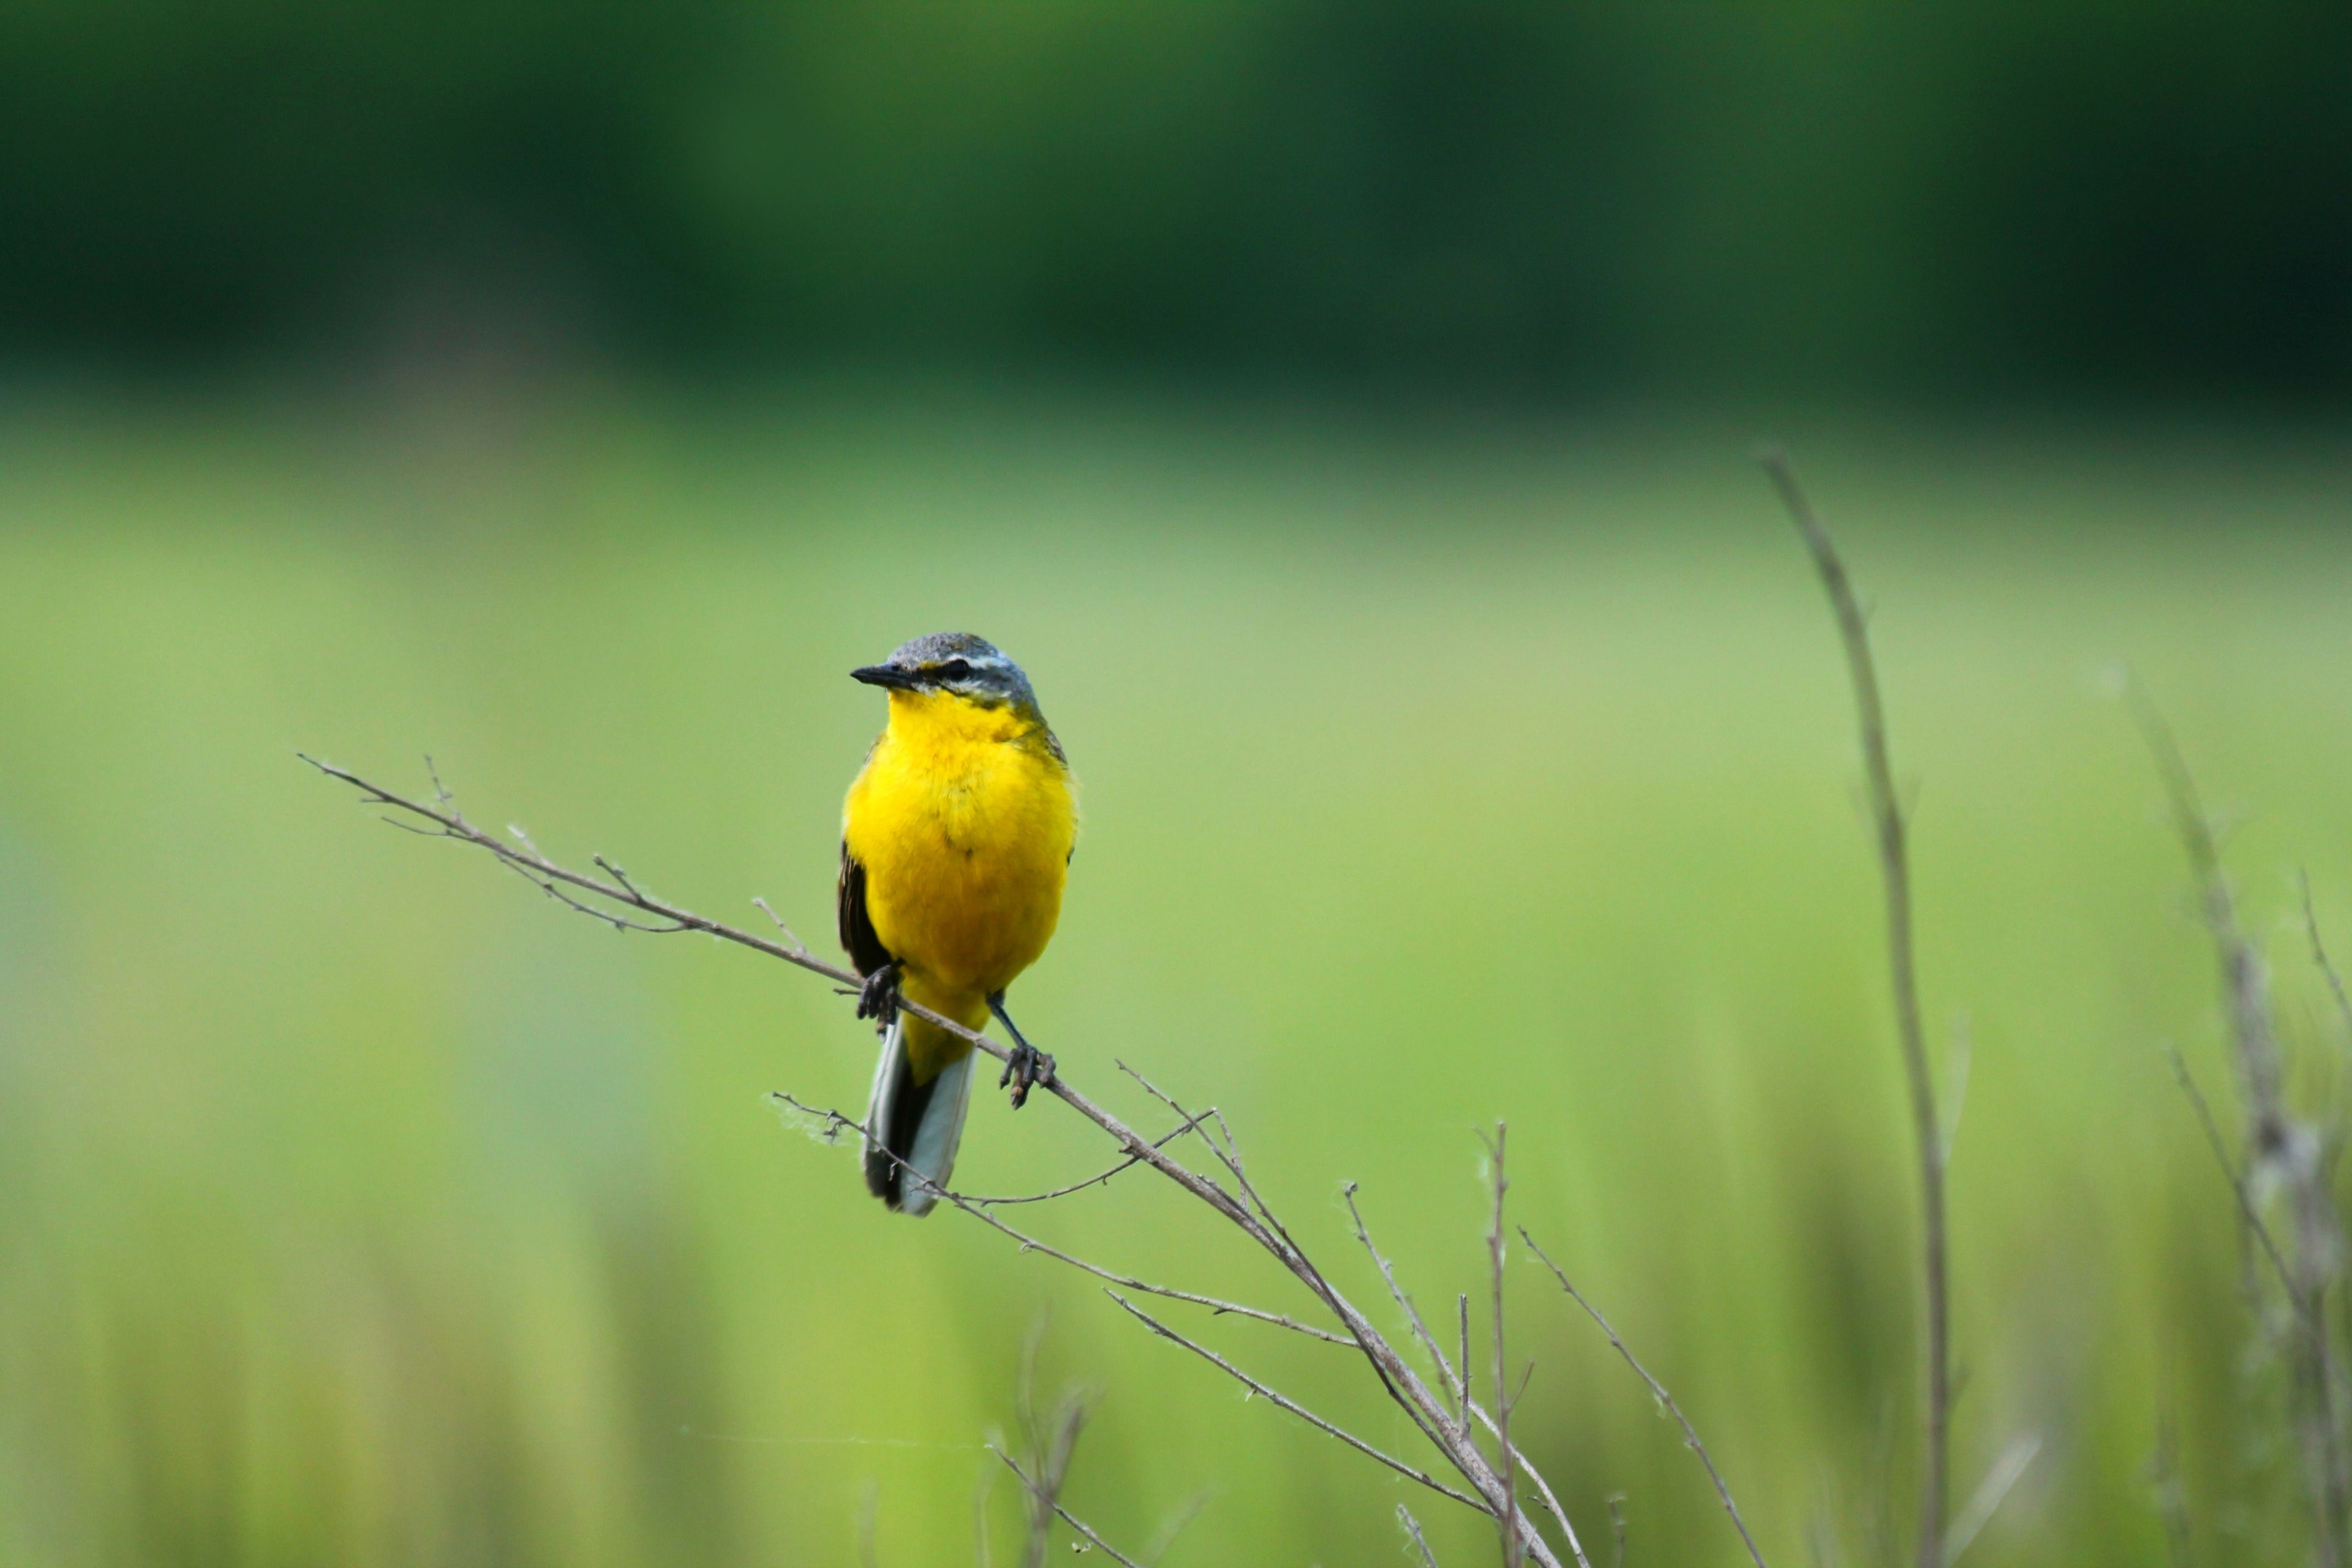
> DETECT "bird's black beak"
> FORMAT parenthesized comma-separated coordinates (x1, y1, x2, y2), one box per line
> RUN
(851, 665, 917, 690)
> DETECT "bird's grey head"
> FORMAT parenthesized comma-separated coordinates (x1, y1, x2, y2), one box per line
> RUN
(851, 631, 1042, 716)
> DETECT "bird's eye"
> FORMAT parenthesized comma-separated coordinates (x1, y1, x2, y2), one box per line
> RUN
(937, 658, 972, 680)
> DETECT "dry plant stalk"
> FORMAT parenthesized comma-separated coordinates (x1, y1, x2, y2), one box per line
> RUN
(2131, 690, 2351, 1567)
(1398, 1504, 1442, 1568)
(302, 754, 1593, 1566)
(1758, 449, 1949, 1568)
(1488, 1125, 1524, 1568)
(1520, 1233, 1768, 1568)
(307, 750, 1781, 1564)
(993, 1447, 1142, 1568)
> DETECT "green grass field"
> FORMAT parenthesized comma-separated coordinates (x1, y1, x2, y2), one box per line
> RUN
(2, 388, 2349, 1565)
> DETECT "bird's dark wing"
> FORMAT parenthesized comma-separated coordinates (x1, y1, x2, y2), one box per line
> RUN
(837, 841, 894, 978)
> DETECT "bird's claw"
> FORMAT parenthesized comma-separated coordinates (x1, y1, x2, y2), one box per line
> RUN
(1000, 1042, 1055, 1109)
(855, 961, 902, 1027)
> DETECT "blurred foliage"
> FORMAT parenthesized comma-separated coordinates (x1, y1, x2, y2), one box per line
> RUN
(4, 3, 2351, 398)
(3, 390, 2352, 1562)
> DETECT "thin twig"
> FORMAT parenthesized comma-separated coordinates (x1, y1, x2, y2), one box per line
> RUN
(2126, 687, 2292, 1159)
(1349, 1180, 1576, 1547)
(307, 756, 1573, 1568)
(1760, 449, 1947, 1568)
(1520, 1231, 1768, 1568)
(1457, 1295, 1473, 1435)
(772, 1095, 1351, 1345)
(1344, 1183, 1466, 1414)
(1344, 1207, 1577, 1551)
(2128, 693, 2350, 1565)
(965, 1204, 1353, 1346)
(959, 1109, 1215, 1206)
(752, 896, 809, 956)
(1485, 1126, 1524, 1568)
(2304, 872, 2352, 1052)
(1400, 1504, 1442, 1568)
(1606, 1495, 1626, 1568)
(1104, 1068, 1510, 1520)
(2163, 1048, 2305, 1319)
(1105, 1289, 1484, 1512)
(1115, 1063, 1255, 1226)
(592, 853, 648, 901)
(504, 852, 689, 933)
(993, 1447, 1146, 1568)
(1472, 1395, 1576, 1545)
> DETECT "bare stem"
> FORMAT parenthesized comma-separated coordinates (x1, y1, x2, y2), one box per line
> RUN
(1458, 1295, 1474, 1435)
(1332, 1191, 1582, 1546)
(1488, 1125, 1523, 1568)
(957, 1109, 1215, 1207)
(1400, 1504, 1444, 1568)
(993, 1447, 1145, 1568)
(1760, 449, 1947, 1567)
(1106, 1290, 1484, 1512)
(774, 1095, 1351, 1346)
(2128, 693, 2350, 1566)
(2302, 873, 2352, 1053)
(1344, 1183, 1466, 1415)
(2164, 1049, 2309, 1331)
(307, 754, 1574, 1568)
(2125, 688, 2292, 1158)
(1520, 1231, 1768, 1568)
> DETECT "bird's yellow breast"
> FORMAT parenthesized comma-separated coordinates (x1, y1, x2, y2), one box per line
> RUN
(843, 689, 1076, 1021)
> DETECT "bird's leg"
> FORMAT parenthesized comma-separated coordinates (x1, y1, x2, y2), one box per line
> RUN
(988, 991, 1054, 1109)
(855, 960, 902, 1027)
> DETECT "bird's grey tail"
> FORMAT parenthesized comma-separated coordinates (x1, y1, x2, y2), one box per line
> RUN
(862, 1016, 974, 1217)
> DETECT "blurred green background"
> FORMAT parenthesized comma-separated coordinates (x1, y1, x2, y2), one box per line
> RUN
(4, 6, 2352, 1567)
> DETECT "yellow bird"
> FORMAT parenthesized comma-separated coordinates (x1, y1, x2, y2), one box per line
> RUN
(839, 633, 1076, 1215)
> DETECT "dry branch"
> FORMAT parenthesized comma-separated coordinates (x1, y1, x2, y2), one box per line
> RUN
(1344, 1184, 1466, 1426)
(1105, 1289, 1484, 1511)
(774, 1094, 1352, 1346)
(1346, 1185, 1581, 1542)
(2303, 875, 2352, 1060)
(1759, 449, 1949, 1568)
(2128, 694, 2351, 1566)
(1488, 1126, 1525, 1568)
(2164, 1048, 2307, 1330)
(1399, 1504, 1442, 1568)
(993, 1447, 1145, 1568)
(957, 1109, 1213, 1207)
(2126, 691, 2293, 1160)
(304, 754, 1580, 1568)
(1520, 1231, 1768, 1568)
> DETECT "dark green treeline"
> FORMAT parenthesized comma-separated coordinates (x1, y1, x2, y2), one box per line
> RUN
(6, 3, 2348, 400)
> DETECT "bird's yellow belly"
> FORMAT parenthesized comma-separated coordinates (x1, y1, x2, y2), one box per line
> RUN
(845, 718, 1074, 1017)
